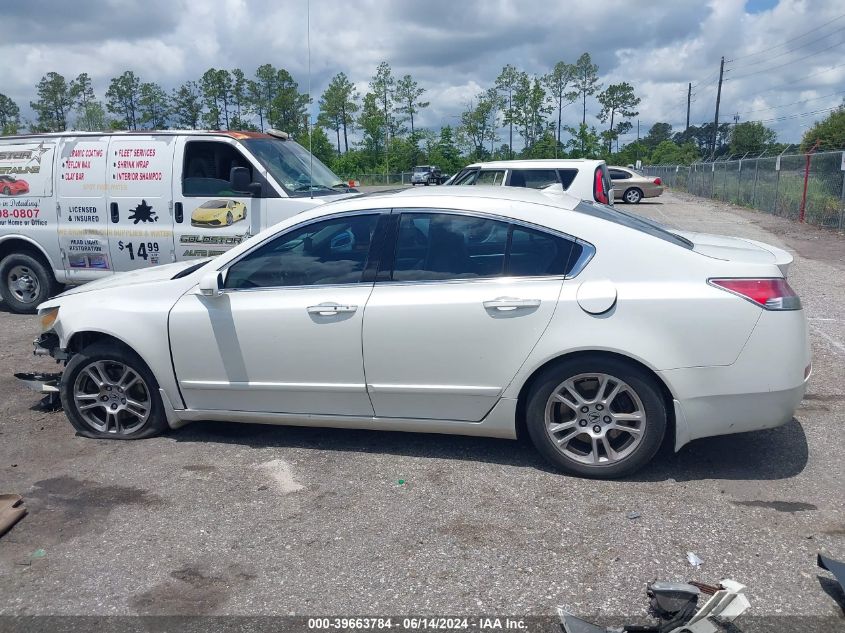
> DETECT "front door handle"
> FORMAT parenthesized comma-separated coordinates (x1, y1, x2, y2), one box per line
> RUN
(483, 297, 541, 311)
(306, 304, 358, 316)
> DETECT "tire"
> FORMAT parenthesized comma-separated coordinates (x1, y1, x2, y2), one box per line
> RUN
(525, 356, 666, 479)
(60, 342, 167, 440)
(623, 188, 643, 204)
(226, 211, 233, 225)
(2, 187, 10, 195)
(0, 253, 58, 314)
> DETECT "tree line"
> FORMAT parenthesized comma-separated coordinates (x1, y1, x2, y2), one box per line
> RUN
(0, 57, 841, 175)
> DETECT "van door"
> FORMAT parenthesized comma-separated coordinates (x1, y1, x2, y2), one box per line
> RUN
(171, 136, 261, 262)
(105, 135, 176, 271)
(56, 136, 111, 281)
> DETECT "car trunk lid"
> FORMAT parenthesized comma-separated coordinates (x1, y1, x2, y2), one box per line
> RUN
(671, 230, 794, 276)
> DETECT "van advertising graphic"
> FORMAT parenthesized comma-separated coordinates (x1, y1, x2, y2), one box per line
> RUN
(0, 198, 46, 230)
(0, 142, 54, 197)
(191, 199, 247, 228)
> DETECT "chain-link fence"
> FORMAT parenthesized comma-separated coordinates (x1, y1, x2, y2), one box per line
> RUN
(643, 150, 845, 231)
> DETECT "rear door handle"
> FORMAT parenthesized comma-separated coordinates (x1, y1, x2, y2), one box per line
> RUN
(306, 304, 358, 316)
(110, 202, 119, 223)
(174, 201, 183, 223)
(483, 297, 541, 311)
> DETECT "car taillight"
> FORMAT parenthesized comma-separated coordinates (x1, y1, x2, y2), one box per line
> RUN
(709, 278, 801, 310)
(594, 168, 609, 204)
(653, 177, 662, 186)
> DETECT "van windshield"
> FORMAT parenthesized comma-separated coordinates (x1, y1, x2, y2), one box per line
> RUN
(243, 138, 348, 197)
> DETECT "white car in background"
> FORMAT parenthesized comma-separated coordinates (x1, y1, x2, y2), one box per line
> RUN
(447, 159, 614, 206)
(33, 187, 810, 478)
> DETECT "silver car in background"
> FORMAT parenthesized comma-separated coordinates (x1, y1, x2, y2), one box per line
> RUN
(609, 166, 664, 204)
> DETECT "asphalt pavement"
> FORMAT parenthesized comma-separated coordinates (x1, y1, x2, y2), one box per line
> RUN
(0, 191, 843, 625)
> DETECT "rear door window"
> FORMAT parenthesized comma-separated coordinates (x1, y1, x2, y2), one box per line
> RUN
(608, 169, 631, 180)
(389, 211, 588, 282)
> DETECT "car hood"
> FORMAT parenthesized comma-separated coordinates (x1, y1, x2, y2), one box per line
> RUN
(56, 260, 203, 297)
(673, 230, 794, 276)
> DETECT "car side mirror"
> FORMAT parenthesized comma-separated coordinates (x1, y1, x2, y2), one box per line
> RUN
(199, 271, 224, 297)
(230, 166, 251, 191)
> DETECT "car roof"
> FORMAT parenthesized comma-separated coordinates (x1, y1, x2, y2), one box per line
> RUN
(318, 185, 582, 216)
(464, 159, 604, 169)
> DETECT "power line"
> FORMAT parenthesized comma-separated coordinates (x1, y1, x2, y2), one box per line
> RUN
(728, 12, 845, 61)
(728, 37, 845, 81)
(734, 90, 845, 116)
(756, 105, 841, 124)
(730, 25, 845, 68)
(755, 59, 845, 94)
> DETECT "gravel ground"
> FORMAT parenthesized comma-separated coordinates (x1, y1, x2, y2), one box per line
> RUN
(0, 191, 843, 624)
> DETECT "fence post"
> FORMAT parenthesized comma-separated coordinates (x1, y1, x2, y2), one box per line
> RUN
(839, 167, 845, 232)
(752, 159, 759, 207)
(799, 141, 821, 223)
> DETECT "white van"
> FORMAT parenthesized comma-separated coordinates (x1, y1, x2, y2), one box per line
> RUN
(0, 129, 354, 312)
(446, 159, 614, 207)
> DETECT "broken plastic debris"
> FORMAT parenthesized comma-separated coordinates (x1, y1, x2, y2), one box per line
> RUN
(818, 553, 845, 608)
(686, 552, 703, 568)
(627, 511, 641, 520)
(31, 548, 46, 559)
(0, 494, 27, 538)
(558, 578, 749, 633)
(396, 479, 406, 486)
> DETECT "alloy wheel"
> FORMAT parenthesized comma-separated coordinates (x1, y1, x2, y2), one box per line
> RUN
(72, 360, 151, 435)
(544, 373, 646, 465)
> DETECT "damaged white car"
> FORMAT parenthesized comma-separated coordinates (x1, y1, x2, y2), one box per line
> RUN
(28, 186, 811, 478)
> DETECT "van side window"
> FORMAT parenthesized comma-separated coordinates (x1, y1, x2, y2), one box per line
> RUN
(508, 169, 559, 189)
(182, 141, 254, 197)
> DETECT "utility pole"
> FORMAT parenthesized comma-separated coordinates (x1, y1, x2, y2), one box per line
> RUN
(636, 119, 640, 141)
(733, 113, 740, 125)
(686, 82, 692, 131)
(710, 56, 725, 159)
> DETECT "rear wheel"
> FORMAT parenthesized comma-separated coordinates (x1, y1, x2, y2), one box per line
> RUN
(525, 356, 666, 478)
(623, 188, 643, 204)
(0, 253, 58, 314)
(61, 343, 167, 439)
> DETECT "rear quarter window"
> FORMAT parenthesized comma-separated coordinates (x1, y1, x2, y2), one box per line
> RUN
(573, 201, 693, 250)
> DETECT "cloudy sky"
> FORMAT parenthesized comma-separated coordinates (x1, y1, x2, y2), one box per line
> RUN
(3, 0, 845, 148)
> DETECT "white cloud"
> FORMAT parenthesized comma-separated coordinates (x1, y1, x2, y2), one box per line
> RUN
(2, 0, 843, 144)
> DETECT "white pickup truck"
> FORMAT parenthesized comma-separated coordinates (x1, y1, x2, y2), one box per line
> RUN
(0, 129, 354, 312)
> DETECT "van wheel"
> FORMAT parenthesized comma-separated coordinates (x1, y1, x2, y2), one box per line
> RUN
(525, 356, 666, 479)
(61, 343, 167, 440)
(0, 253, 58, 314)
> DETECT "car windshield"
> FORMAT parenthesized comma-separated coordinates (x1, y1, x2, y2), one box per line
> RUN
(242, 138, 347, 197)
(414, 166, 429, 173)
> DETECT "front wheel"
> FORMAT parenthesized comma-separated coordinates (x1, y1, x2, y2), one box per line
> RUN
(525, 356, 666, 478)
(623, 188, 643, 204)
(0, 253, 58, 314)
(2, 187, 10, 196)
(60, 343, 168, 439)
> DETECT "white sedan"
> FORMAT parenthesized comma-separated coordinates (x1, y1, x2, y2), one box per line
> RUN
(34, 187, 811, 478)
